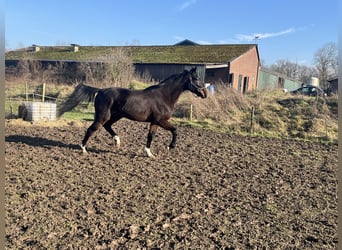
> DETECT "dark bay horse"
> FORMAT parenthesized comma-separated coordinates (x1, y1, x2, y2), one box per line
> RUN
(57, 67, 208, 157)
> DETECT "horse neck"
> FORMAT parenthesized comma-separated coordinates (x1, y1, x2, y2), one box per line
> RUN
(160, 74, 186, 104)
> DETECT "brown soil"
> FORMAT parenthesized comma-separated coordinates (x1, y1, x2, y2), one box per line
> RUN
(5, 119, 338, 249)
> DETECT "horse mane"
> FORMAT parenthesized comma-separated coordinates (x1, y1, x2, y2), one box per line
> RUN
(159, 70, 187, 85)
(141, 70, 187, 93)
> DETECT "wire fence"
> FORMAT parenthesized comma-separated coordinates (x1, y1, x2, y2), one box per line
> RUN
(5, 83, 59, 120)
(5, 83, 92, 119)
(5, 95, 58, 119)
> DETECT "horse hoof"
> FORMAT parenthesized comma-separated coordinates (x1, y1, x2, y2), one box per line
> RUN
(80, 144, 88, 154)
(113, 135, 120, 148)
(144, 147, 154, 158)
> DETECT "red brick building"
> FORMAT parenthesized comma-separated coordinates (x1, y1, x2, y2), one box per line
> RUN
(134, 41, 260, 93)
(227, 45, 259, 92)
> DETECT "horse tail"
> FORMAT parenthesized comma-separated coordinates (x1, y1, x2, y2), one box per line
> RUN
(57, 83, 100, 118)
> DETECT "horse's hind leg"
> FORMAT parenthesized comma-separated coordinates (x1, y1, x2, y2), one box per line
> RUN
(81, 121, 104, 154)
(158, 120, 177, 149)
(103, 116, 121, 148)
(81, 108, 110, 153)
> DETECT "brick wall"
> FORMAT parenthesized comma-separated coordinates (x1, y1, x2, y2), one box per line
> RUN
(229, 46, 259, 93)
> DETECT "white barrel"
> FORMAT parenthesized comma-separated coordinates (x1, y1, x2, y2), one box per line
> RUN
(24, 102, 57, 121)
(307, 77, 319, 87)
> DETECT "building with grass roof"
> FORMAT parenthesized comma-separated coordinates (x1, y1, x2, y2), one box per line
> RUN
(6, 40, 260, 93)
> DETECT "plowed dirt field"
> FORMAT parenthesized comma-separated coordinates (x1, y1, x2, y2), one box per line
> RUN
(5, 119, 338, 249)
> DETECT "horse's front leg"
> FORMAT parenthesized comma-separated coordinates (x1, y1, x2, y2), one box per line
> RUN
(145, 124, 158, 157)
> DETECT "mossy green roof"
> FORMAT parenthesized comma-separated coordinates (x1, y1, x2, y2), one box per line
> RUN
(5, 44, 256, 64)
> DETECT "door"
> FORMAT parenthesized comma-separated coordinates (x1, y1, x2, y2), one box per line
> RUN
(243, 76, 249, 93)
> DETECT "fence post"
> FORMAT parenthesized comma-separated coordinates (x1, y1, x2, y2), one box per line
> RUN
(9, 98, 13, 118)
(325, 116, 328, 139)
(250, 106, 255, 134)
(42, 83, 46, 102)
(25, 81, 28, 101)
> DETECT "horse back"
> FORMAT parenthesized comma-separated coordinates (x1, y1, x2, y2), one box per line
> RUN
(95, 87, 131, 105)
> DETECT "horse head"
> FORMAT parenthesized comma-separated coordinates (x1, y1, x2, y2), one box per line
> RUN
(185, 68, 208, 98)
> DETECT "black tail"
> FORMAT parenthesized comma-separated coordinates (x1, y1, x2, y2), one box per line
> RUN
(57, 83, 100, 117)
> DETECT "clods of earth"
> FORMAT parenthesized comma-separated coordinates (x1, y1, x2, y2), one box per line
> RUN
(5, 119, 338, 249)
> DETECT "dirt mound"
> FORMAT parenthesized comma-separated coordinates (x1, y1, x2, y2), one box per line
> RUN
(5, 119, 337, 249)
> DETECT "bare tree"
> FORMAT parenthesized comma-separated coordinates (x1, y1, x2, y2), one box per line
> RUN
(97, 47, 135, 88)
(268, 59, 316, 82)
(314, 42, 338, 89)
(16, 59, 44, 81)
(296, 65, 318, 83)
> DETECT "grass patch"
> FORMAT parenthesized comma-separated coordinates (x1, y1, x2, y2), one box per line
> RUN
(60, 110, 94, 121)
(128, 80, 151, 90)
(175, 88, 337, 142)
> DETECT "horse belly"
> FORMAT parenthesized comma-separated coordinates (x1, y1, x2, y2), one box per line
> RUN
(121, 105, 151, 122)
(126, 113, 151, 122)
